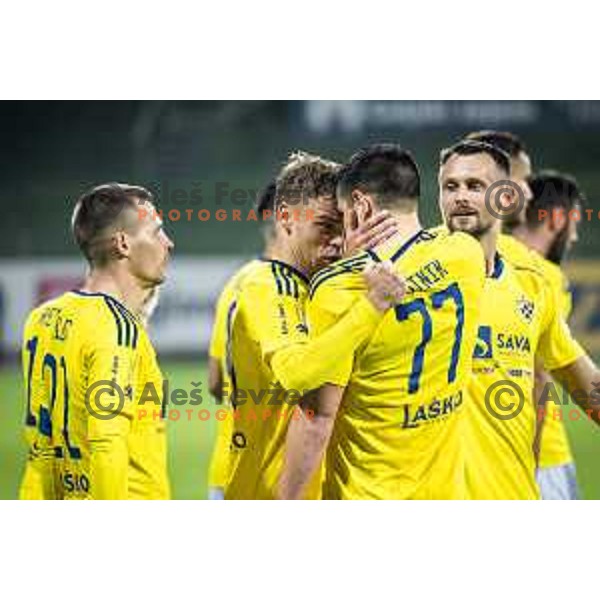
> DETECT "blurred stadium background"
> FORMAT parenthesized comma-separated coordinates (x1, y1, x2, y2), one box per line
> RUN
(1, 100, 600, 499)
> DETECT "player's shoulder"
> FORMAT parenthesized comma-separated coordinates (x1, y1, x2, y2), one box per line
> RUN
(499, 239, 549, 287)
(70, 290, 142, 350)
(24, 292, 81, 331)
(216, 259, 262, 306)
(425, 226, 484, 257)
(538, 255, 567, 291)
(240, 258, 310, 300)
(498, 234, 537, 266)
(408, 227, 485, 280)
(225, 259, 262, 291)
(309, 252, 372, 300)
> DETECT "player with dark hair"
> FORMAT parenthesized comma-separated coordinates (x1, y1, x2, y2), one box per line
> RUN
(468, 127, 588, 499)
(524, 171, 583, 265)
(19, 183, 174, 499)
(279, 143, 487, 500)
(509, 170, 585, 499)
(219, 152, 406, 499)
(207, 167, 402, 499)
(438, 145, 600, 499)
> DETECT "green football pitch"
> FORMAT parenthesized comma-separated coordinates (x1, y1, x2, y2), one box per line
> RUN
(1, 360, 599, 499)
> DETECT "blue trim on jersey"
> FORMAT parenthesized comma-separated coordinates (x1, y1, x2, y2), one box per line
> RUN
(261, 258, 309, 285)
(366, 249, 381, 262)
(490, 254, 505, 280)
(390, 229, 425, 263)
(270, 262, 284, 295)
(72, 290, 140, 349)
(110, 298, 139, 349)
(225, 300, 239, 403)
(71, 290, 138, 320)
(103, 297, 124, 346)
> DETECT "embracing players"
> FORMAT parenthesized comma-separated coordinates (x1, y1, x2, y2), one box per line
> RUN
(280, 144, 487, 499)
(222, 152, 406, 499)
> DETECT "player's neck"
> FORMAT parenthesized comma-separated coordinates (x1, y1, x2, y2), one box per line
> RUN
(481, 227, 500, 276)
(385, 210, 421, 239)
(267, 240, 305, 276)
(81, 265, 152, 315)
(512, 225, 547, 258)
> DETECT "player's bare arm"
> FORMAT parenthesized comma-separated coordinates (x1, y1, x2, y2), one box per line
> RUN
(278, 384, 344, 500)
(552, 355, 600, 426)
(277, 262, 406, 499)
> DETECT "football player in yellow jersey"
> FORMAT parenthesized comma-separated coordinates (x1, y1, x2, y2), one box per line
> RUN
(19, 183, 174, 499)
(207, 181, 276, 499)
(502, 171, 584, 498)
(224, 152, 406, 499)
(439, 140, 600, 499)
(208, 179, 401, 499)
(466, 130, 584, 499)
(279, 143, 488, 500)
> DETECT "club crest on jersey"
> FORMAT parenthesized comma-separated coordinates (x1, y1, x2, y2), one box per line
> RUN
(516, 296, 535, 323)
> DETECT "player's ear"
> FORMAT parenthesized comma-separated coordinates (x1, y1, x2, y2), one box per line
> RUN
(112, 230, 131, 259)
(547, 211, 566, 234)
(497, 188, 514, 212)
(278, 201, 294, 236)
(352, 191, 374, 224)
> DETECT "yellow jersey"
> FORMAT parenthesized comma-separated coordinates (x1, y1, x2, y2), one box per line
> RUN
(309, 228, 486, 499)
(207, 260, 260, 492)
(465, 251, 583, 499)
(223, 258, 384, 499)
(498, 234, 574, 468)
(19, 290, 169, 500)
(224, 259, 314, 499)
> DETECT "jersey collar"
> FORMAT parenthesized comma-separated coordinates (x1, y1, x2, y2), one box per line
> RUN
(71, 289, 137, 318)
(489, 253, 505, 280)
(368, 228, 425, 263)
(260, 258, 310, 285)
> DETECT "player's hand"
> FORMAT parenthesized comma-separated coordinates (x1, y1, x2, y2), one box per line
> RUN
(343, 210, 399, 257)
(363, 261, 406, 312)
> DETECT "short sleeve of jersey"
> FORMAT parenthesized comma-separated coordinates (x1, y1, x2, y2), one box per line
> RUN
(307, 273, 364, 387)
(239, 273, 308, 361)
(535, 275, 584, 372)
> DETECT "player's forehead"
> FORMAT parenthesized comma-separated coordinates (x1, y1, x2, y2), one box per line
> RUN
(309, 194, 341, 220)
(308, 195, 343, 234)
(440, 153, 499, 183)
